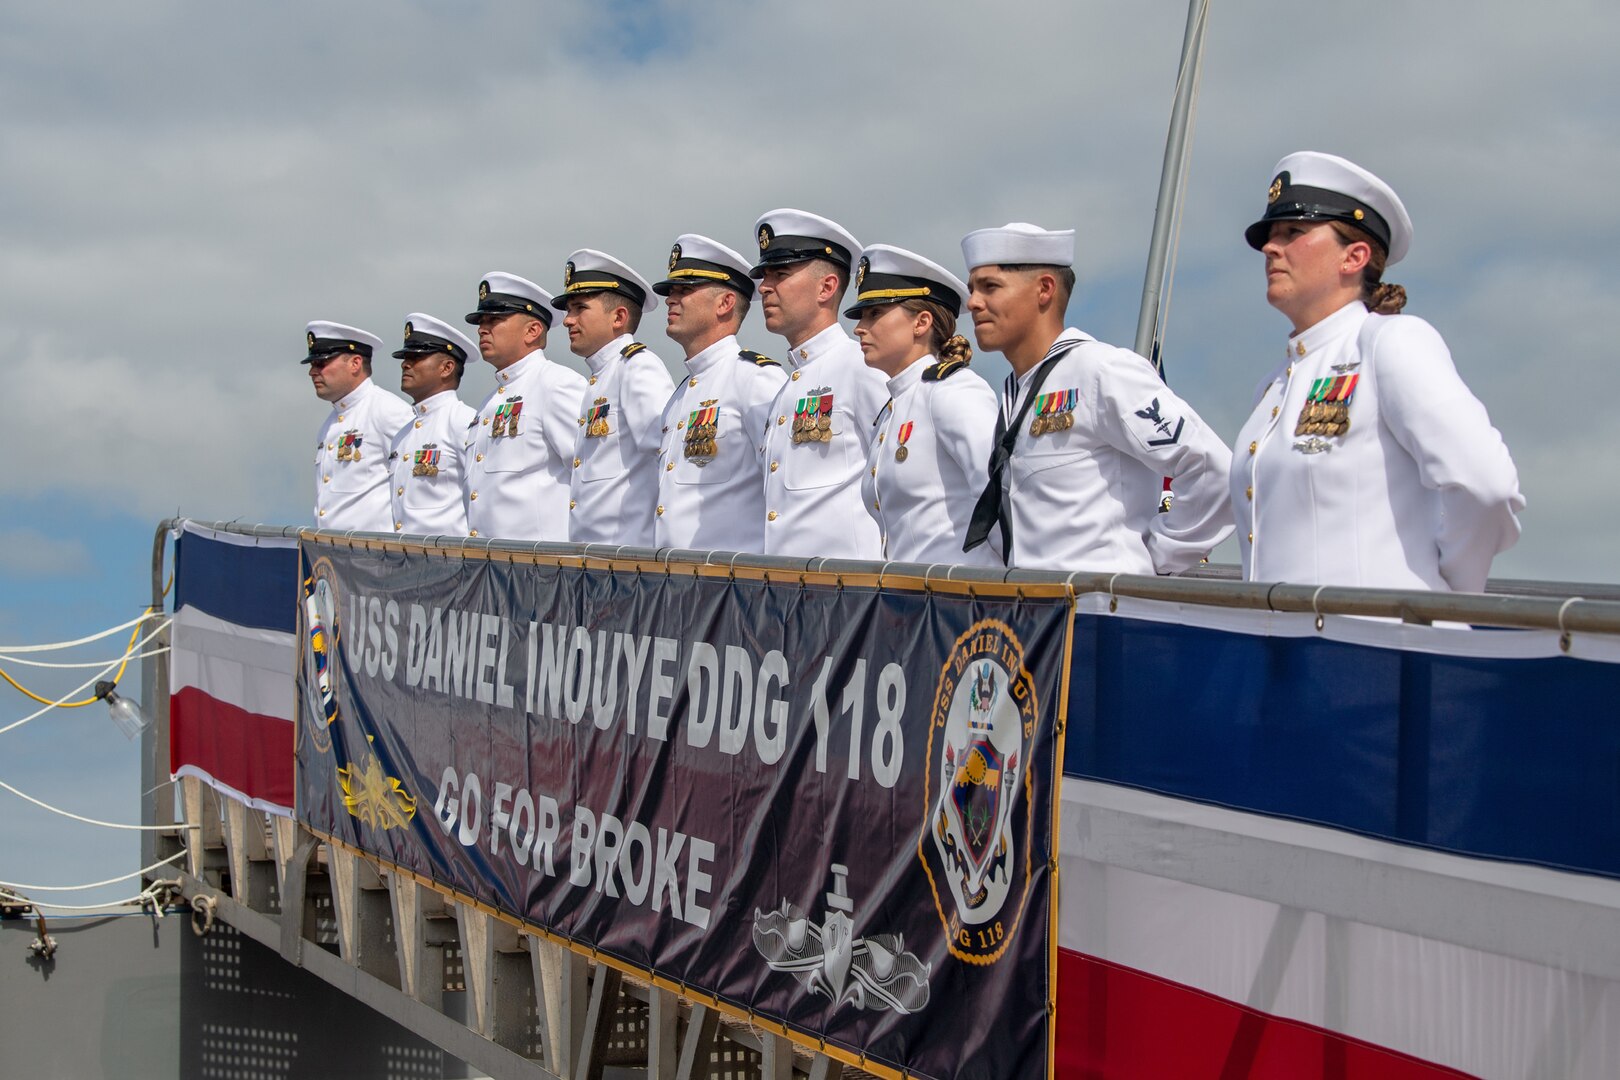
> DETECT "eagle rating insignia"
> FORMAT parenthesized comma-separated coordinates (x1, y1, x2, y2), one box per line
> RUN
(920, 619, 1038, 964)
(753, 864, 930, 1015)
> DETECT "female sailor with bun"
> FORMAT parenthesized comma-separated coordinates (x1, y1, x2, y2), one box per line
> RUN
(1233, 152, 1523, 591)
(848, 245, 1002, 566)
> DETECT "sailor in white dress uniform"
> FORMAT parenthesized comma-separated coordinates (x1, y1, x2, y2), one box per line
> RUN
(960, 224, 1234, 573)
(650, 235, 786, 553)
(460, 272, 588, 541)
(845, 244, 1001, 566)
(751, 209, 886, 559)
(385, 314, 477, 536)
(306, 321, 413, 531)
(553, 250, 674, 547)
(1232, 151, 1523, 591)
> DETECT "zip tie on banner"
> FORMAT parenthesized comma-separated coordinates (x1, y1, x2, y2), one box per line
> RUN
(0, 779, 200, 832)
(1312, 585, 1329, 631)
(0, 618, 172, 736)
(0, 850, 185, 892)
(1557, 596, 1584, 653)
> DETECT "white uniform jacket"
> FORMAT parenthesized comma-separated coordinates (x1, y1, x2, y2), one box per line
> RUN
(653, 335, 786, 553)
(759, 324, 886, 558)
(463, 350, 588, 540)
(313, 378, 414, 531)
(1232, 302, 1523, 592)
(567, 336, 675, 547)
(863, 354, 1002, 567)
(386, 389, 477, 536)
(1001, 329, 1233, 574)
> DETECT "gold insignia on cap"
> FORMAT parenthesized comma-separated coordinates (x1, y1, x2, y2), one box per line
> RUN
(856, 256, 868, 289)
(404, 321, 413, 338)
(479, 280, 491, 300)
(563, 261, 574, 288)
(758, 224, 772, 251)
(669, 243, 682, 273)
(1267, 176, 1283, 204)
(1353, 208, 1365, 221)
(306, 330, 316, 350)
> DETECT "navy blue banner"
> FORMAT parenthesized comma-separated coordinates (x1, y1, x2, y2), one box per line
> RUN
(1065, 614, 1620, 879)
(295, 541, 1070, 1080)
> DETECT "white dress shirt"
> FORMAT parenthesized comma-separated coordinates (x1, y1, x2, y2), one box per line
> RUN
(863, 355, 1002, 566)
(759, 323, 887, 558)
(313, 378, 414, 530)
(462, 349, 588, 540)
(999, 328, 1234, 573)
(387, 389, 477, 536)
(567, 335, 675, 547)
(653, 335, 786, 553)
(1232, 301, 1523, 591)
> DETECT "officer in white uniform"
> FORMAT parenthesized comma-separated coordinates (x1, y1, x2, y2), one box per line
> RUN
(461, 272, 588, 541)
(1233, 152, 1523, 591)
(306, 321, 413, 531)
(554, 250, 675, 547)
(846, 245, 1002, 566)
(651, 235, 786, 553)
(751, 209, 886, 559)
(386, 314, 478, 536)
(961, 224, 1234, 573)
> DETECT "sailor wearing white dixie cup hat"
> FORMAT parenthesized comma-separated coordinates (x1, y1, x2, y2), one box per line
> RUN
(847, 245, 1002, 566)
(386, 315, 478, 536)
(752, 209, 886, 559)
(306, 321, 414, 531)
(961, 224, 1233, 573)
(461, 272, 588, 541)
(652, 234, 786, 554)
(555, 250, 675, 547)
(1233, 151, 1522, 591)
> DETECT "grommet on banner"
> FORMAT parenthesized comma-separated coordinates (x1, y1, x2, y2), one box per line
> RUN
(1107, 573, 1121, 613)
(1312, 585, 1329, 631)
(1557, 596, 1583, 653)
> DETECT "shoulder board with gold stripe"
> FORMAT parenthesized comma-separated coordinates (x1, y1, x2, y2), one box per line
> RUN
(923, 358, 969, 382)
(739, 349, 779, 368)
(620, 341, 647, 359)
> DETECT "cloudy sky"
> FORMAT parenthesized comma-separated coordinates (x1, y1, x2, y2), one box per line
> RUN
(3, 1, 1616, 902)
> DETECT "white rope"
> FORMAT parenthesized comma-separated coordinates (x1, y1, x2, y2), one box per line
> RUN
(0, 850, 184, 892)
(0, 780, 199, 832)
(0, 646, 170, 670)
(0, 881, 175, 913)
(0, 618, 171, 737)
(0, 612, 156, 654)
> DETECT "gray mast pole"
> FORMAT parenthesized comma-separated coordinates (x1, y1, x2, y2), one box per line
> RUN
(1133, 0, 1212, 375)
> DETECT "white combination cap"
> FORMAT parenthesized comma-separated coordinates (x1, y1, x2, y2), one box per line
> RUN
(961, 222, 1075, 273)
(843, 244, 969, 319)
(393, 313, 477, 363)
(652, 234, 756, 298)
(303, 321, 384, 364)
(750, 209, 860, 277)
(556, 249, 654, 309)
(1245, 151, 1412, 265)
(464, 271, 556, 327)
